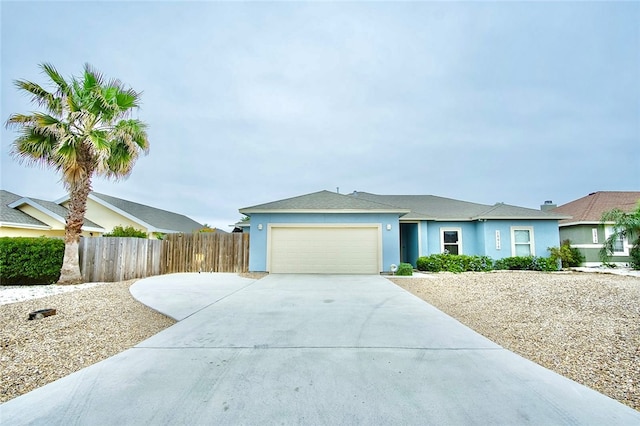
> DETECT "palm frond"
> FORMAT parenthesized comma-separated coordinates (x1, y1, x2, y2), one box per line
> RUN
(13, 80, 61, 114)
(11, 127, 59, 166)
(40, 63, 70, 96)
(6, 113, 37, 127)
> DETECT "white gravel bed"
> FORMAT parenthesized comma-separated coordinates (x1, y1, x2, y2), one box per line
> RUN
(0, 282, 109, 305)
(0, 280, 175, 403)
(389, 270, 640, 412)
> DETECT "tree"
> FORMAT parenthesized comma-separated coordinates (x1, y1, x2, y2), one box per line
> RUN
(5, 63, 149, 283)
(103, 225, 148, 238)
(599, 202, 640, 269)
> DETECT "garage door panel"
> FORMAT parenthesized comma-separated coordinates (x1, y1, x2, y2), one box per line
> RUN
(269, 226, 380, 274)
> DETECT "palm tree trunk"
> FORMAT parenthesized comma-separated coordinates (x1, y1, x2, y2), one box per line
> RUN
(57, 180, 92, 284)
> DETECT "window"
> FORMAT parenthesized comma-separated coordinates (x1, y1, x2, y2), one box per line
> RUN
(604, 226, 628, 255)
(510, 227, 535, 256)
(441, 228, 462, 254)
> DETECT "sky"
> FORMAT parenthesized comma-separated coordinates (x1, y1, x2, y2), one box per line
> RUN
(1, 1, 639, 231)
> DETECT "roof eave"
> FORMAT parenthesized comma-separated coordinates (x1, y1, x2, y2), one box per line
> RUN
(473, 215, 570, 221)
(239, 208, 409, 215)
(560, 220, 616, 227)
(0, 221, 52, 230)
(82, 225, 106, 233)
(8, 197, 67, 223)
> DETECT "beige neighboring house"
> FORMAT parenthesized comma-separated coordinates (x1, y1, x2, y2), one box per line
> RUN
(1, 190, 204, 239)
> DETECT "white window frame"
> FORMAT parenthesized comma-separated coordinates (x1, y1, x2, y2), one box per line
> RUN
(440, 227, 462, 255)
(604, 226, 629, 256)
(510, 226, 535, 257)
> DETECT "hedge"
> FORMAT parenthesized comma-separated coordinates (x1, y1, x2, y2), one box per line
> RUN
(416, 253, 493, 273)
(416, 253, 557, 273)
(0, 237, 64, 285)
(493, 256, 558, 272)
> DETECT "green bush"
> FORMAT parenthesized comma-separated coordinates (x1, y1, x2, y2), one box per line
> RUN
(494, 256, 557, 272)
(395, 263, 413, 276)
(0, 237, 64, 285)
(103, 225, 148, 238)
(416, 253, 493, 273)
(548, 240, 585, 268)
(630, 238, 640, 270)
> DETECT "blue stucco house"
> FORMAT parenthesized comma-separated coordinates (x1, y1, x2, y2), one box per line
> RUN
(239, 190, 570, 274)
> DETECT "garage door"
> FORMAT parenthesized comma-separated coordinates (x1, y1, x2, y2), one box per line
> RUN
(268, 225, 381, 274)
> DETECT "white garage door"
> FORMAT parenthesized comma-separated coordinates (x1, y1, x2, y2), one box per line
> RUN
(268, 225, 381, 274)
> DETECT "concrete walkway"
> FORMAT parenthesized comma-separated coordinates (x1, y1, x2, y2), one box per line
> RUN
(1, 273, 639, 425)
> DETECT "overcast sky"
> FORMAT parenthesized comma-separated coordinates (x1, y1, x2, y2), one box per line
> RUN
(2, 1, 639, 230)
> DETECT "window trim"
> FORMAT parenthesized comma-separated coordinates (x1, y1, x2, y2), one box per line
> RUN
(604, 226, 629, 256)
(510, 226, 535, 257)
(440, 227, 462, 255)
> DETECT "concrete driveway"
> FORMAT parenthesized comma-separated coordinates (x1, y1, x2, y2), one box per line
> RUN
(1, 273, 639, 425)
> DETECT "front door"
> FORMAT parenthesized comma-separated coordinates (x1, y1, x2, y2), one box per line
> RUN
(400, 223, 419, 266)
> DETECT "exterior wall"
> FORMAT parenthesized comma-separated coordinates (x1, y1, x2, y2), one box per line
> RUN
(248, 213, 400, 273)
(424, 221, 479, 256)
(560, 224, 633, 266)
(0, 228, 94, 238)
(78, 198, 148, 235)
(0, 227, 64, 238)
(418, 219, 561, 259)
(18, 205, 65, 231)
(482, 220, 560, 259)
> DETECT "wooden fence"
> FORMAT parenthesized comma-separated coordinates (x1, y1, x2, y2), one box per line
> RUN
(161, 233, 249, 274)
(79, 237, 164, 282)
(78, 233, 249, 282)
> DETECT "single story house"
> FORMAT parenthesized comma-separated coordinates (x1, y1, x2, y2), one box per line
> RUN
(551, 191, 640, 267)
(1, 190, 203, 239)
(239, 190, 570, 274)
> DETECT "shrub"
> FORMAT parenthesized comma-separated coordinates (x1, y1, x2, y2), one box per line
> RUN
(494, 256, 558, 272)
(0, 237, 64, 285)
(630, 238, 640, 270)
(103, 225, 148, 238)
(396, 263, 413, 276)
(548, 240, 585, 268)
(416, 253, 493, 273)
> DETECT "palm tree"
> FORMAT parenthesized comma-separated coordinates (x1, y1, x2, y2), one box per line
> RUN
(599, 202, 640, 269)
(5, 63, 149, 284)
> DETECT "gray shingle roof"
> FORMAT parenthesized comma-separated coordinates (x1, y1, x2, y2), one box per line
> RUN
(3, 191, 104, 230)
(27, 197, 103, 229)
(239, 190, 409, 214)
(355, 192, 569, 220)
(90, 192, 203, 233)
(0, 190, 48, 227)
(240, 190, 569, 220)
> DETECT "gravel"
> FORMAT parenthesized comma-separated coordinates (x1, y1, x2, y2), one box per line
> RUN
(1, 271, 638, 412)
(389, 271, 640, 411)
(0, 280, 175, 403)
